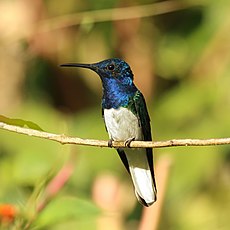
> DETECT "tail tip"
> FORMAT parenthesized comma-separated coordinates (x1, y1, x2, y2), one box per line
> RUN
(135, 191, 157, 207)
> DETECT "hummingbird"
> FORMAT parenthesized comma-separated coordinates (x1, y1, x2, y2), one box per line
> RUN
(60, 58, 157, 206)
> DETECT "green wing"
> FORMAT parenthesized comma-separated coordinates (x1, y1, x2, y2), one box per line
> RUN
(132, 91, 152, 141)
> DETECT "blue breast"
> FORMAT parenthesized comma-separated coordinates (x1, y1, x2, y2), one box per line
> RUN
(101, 78, 137, 109)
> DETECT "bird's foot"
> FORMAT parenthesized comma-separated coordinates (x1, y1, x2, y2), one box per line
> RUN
(108, 139, 113, 148)
(125, 137, 135, 148)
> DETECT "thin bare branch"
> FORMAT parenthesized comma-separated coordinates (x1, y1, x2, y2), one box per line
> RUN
(38, 1, 204, 32)
(1, 121, 230, 149)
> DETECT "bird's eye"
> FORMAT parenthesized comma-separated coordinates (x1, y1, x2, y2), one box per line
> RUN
(107, 64, 115, 71)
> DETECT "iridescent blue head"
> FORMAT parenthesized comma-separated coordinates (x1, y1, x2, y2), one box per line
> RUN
(61, 58, 138, 109)
(61, 58, 133, 84)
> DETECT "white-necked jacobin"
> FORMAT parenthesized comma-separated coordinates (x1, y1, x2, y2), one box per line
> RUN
(61, 58, 157, 206)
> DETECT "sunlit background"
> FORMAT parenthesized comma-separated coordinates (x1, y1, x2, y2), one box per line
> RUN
(0, 0, 230, 229)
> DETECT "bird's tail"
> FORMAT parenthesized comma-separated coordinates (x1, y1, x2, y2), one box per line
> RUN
(125, 148, 157, 206)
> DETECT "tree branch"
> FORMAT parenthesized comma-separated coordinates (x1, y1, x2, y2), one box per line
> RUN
(39, 1, 203, 32)
(1, 121, 230, 148)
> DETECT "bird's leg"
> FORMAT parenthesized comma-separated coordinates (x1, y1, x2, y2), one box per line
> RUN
(125, 137, 135, 148)
(108, 138, 114, 148)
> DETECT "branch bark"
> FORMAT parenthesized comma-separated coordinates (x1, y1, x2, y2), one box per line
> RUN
(1, 121, 230, 148)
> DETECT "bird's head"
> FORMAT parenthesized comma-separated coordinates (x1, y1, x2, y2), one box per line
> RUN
(60, 58, 134, 86)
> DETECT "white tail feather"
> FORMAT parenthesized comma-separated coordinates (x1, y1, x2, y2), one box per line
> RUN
(125, 148, 156, 206)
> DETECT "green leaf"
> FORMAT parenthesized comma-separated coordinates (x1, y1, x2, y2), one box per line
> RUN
(0, 115, 43, 131)
(36, 196, 100, 227)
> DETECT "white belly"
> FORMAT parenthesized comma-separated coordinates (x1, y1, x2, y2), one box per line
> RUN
(104, 107, 143, 141)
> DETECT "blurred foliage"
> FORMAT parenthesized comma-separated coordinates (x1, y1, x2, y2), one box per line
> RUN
(36, 197, 100, 228)
(0, 0, 230, 229)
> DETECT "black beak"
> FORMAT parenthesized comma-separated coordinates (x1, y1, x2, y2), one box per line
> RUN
(60, 63, 97, 71)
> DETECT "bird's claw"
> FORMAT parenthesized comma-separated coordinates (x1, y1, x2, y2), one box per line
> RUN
(125, 137, 135, 148)
(108, 139, 113, 148)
